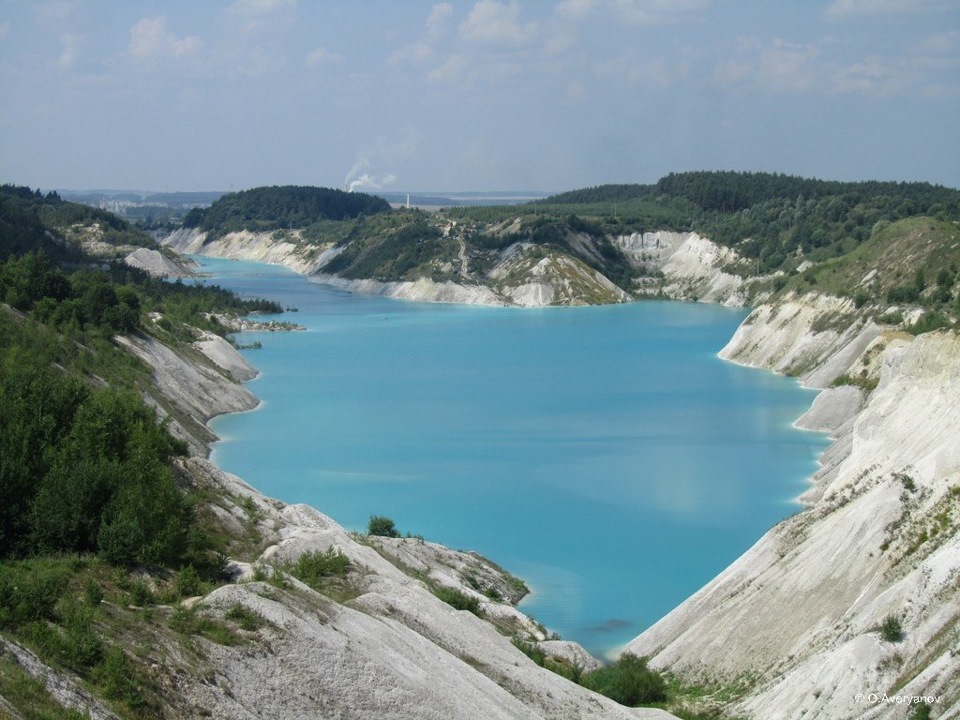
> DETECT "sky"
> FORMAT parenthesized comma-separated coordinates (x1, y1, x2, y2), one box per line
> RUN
(1, 0, 958, 193)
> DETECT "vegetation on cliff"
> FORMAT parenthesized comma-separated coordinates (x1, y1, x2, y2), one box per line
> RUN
(159, 174, 960, 319)
(183, 185, 391, 239)
(0, 188, 298, 718)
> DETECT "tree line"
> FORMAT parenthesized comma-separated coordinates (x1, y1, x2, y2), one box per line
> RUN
(183, 185, 392, 238)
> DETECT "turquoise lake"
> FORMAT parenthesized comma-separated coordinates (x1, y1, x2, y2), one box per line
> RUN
(198, 257, 828, 656)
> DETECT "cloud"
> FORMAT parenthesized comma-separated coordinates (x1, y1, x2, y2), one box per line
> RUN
(426, 3, 455, 39)
(832, 55, 905, 96)
(554, 0, 599, 21)
(229, 0, 297, 16)
(710, 37, 821, 93)
(390, 4, 454, 67)
(57, 32, 82, 70)
(607, 0, 713, 24)
(391, 41, 434, 66)
(825, 0, 926, 19)
(227, 0, 297, 35)
(920, 30, 960, 54)
(305, 47, 341, 69)
(596, 51, 691, 87)
(128, 16, 203, 62)
(556, 0, 712, 25)
(831, 29, 959, 98)
(459, 0, 539, 46)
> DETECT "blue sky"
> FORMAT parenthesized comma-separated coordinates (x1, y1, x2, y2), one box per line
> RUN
(1, 0, 958, 192)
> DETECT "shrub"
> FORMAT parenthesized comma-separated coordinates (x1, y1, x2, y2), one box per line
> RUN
(287, 548, 350, 591)
(0, 564, 68, 627)
(879, 614, 904, 642)
(581, 653, 667, 707)
(170, 605, 238, 645)
(225, 603, 266, 631)
(129, 580, 154, 607)
(368, 515, 400, 538)
(433, 586, 481, 616)
(84, 579, 104, 607)
(174, 565, 202, 598)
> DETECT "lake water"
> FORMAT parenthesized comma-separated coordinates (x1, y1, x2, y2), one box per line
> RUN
(197, 257, 828, 656)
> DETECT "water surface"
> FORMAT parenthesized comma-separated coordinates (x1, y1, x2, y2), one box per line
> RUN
(199, 257, 827, 655)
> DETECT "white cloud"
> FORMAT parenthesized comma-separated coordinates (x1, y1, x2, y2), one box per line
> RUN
(426, 3, 455, 39)
(390, 41, 434, 66)
(607, 0, 712, 25)
(57, 32, 82, 70)
(758, 39, 821, 93)
(554, 0, 600, 20)
(825, 0, 925, 19)
(708, 37, 821, 93)
(920, 30, 960, 54)
(227, 0, 297, 35)
(426, 53, 468, 83)
(129, 16, 203, 62)
(390, 4, 454, 67)
(305, 47, 341, 69)
(229, 0, 297, 16)
(832, 55, 904, 96)
(459, 0, 539, 46)
(596, 51, 690, 87)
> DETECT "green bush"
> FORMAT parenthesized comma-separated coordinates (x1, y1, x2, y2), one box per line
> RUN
(368, 515, 400, 538)
(433, 586, 482, 616)
(879, 614, 904, 642)
(0, 563, 68, 627)
(129, 580, 154, 607)
(84, 579, 104, 607)
(174, 565, 202, 598)
(287, 548, 350, 591)
(581, 653, 667, 707)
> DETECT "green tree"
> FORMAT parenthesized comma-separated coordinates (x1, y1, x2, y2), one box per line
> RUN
(367, 515, 400, 538)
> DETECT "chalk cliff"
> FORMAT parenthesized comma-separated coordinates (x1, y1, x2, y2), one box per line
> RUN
(626, 306, 960, 719)
(162, 228, 653, 307)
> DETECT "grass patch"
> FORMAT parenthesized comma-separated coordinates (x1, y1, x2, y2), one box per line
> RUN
(285, 548, 350, 590)
(169, 604, 239, 646)
(224, 603, 268, 632)
(433, 585, 482, 616)
(831, 372, 879, 394)
(0, 654, 89, 720)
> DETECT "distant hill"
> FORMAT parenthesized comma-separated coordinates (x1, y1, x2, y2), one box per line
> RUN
(0, 184, 155, 262)
(185, 185, 391, 238)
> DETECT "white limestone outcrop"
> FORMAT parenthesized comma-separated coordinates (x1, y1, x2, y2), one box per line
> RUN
(614, 231, 749, 306)
(625, 330, 960, 720)
(115, 331, 258, 455)
(123, 247, 196, 278)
